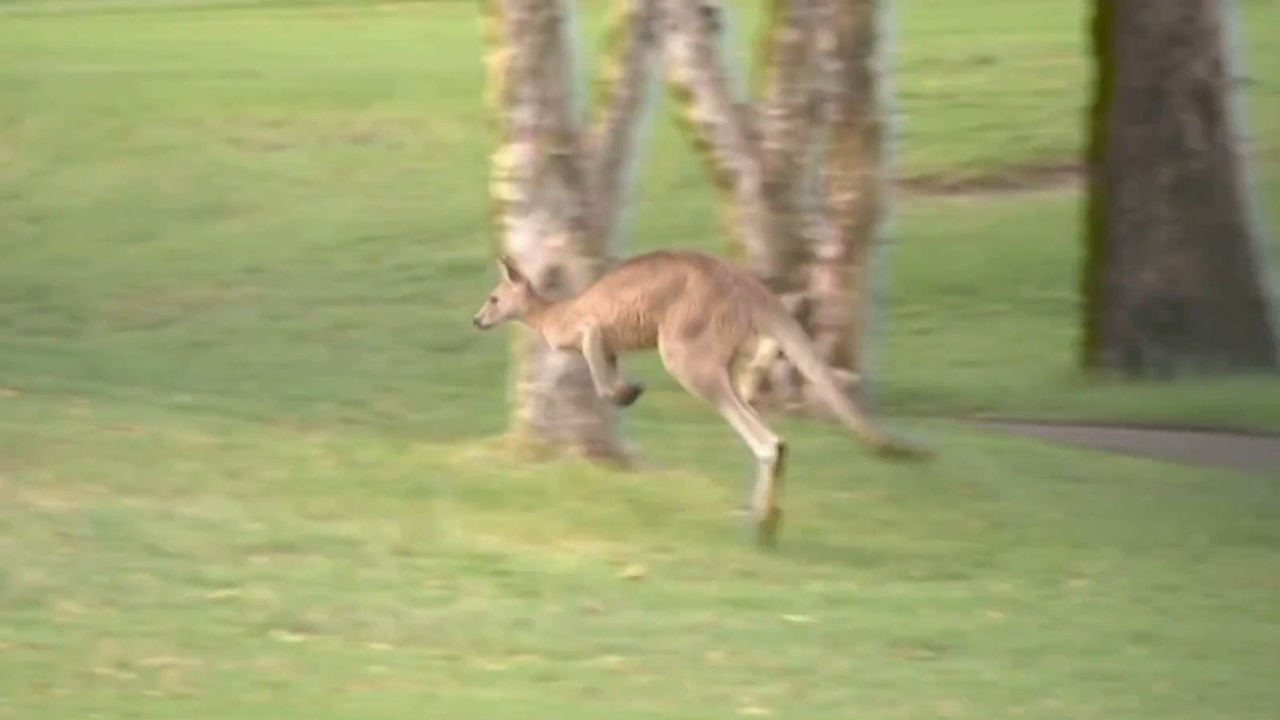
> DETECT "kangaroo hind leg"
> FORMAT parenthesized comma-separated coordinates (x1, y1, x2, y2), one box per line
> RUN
(722, 383, 787, 549)
(735, 335, 780, 408)
(581, 324, 645, 407)
(660, 341, 787, 548)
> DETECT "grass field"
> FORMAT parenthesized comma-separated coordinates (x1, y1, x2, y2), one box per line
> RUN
(2, 1, 1279, 718)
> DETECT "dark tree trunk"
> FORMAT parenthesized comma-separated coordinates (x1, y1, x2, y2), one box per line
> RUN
(1082, 0, 1279, 377)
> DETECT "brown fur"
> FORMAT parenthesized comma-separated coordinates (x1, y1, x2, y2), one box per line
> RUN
(473, 249, 930, 547)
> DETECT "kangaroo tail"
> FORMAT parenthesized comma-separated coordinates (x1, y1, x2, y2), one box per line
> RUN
(756, 304, 931, 461)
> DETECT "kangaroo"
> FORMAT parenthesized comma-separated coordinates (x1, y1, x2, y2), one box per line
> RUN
(472, 249, 930, 547)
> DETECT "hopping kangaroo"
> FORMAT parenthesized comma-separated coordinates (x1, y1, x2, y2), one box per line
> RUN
(472, 249, 929, 546)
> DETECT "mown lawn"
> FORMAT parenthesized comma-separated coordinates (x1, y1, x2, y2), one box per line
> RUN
(1, 1, 1278, 718)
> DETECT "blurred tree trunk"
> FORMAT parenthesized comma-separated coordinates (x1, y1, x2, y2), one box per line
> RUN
(482, 0, 662, 464)
(794, 0, 883, 416)
(1082, 0, 1279, 377)
(663, 0, 885, 417)
(663, 0, 799, 290)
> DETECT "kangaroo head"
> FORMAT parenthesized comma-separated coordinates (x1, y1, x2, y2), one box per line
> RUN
(473, 255, 538, 330)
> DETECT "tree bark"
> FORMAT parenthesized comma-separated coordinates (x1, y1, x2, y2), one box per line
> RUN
(590, 0, 663, 252)
(662, 0, 796, 290)
(798, 0, 882, 416)
(663, 0, 884, 417)
(482, 0, 662, 464)
(1082, 0, 1279, 377)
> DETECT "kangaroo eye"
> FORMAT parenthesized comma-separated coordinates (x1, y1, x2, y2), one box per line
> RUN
(487, 296, 497, 304)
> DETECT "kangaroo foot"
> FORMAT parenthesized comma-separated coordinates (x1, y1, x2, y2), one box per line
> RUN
(611, 381, 646, 408)
(755, 507, 783, 550)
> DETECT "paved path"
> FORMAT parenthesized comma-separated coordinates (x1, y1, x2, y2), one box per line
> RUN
(971, 419, 1280, 475)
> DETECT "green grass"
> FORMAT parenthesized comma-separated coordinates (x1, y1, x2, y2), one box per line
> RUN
(1, 1, 1279, 718)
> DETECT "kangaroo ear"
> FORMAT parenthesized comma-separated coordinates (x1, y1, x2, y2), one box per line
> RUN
(496, 255, 525, 284)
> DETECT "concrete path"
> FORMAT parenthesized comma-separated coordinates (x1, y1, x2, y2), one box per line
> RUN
(971, 419, 1280, 475)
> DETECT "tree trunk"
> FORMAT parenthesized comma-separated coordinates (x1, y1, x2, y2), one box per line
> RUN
(482, 0, 663, 464)
(1082, 0, 1279, 377)
(663, 0, 887, 417)
(662, 0, 799, 291)
(797, 0, 883, 417)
